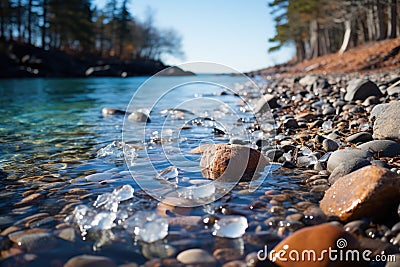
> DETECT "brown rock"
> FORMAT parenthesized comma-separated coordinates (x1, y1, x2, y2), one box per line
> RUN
(320, 165, 400, 222)
(192, 144, 269, 182)
(270, 223, 365, 267)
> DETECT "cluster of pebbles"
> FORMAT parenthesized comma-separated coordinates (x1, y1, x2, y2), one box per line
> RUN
(0, 71, 399, 267)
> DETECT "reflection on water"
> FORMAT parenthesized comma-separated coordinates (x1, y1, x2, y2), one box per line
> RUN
(0, 76, 312, 266)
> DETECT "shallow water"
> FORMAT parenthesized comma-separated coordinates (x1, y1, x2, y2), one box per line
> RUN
(0, 76, 319, 266)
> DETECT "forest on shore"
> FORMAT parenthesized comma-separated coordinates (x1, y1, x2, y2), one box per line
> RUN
(0, 0, 185, 78)
(269, 0, 399, 62)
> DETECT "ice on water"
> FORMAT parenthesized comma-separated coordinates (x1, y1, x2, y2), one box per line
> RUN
(123, 211, 169, 243)
(67, 185, 135, 234)
(96, 140, 137, 165)
(91, 212, 117, 230)
(93, 184, 134, 212)
(212, 216, 248, 238)
(176, 182, 216, 200)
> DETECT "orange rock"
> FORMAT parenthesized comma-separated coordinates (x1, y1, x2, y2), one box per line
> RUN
(320, 165, 400, 222)
(269, 223, 366, 267)
(192, 144, 269, 182)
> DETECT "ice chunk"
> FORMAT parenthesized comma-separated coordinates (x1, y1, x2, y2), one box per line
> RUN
(212, 216, 248, 238)
(85, 173, 113, 182)
(113, 184, 134, 202)
(93, 184, 134, 212)
(192, 182, 216, 199)
(97, 140, 137, 164)
(93, 193, 118, 212)
(94, 193, 114, 208)
(67, 205, 96, 234)
(91, 212, 117, 230)
(155, 166, 178, 181)
(123, 211, 168, 243)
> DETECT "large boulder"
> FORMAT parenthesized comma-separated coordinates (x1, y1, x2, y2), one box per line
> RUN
(191, 144, 269, 182)
(344, 79, 382, 101)
(372, 101, 400, 141)
(270, 223, 364, 267)
(320, 165, 400, 222)
(369, 103, 390, 121)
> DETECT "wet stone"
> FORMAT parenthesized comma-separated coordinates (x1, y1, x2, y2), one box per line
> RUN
(194, 144, 269, 182)
(270, 223, 361, 267)
(326, 148, 372, 172)
(177, 249, 216, 266)
(222, 260, 247, 267)
(283, 118, 299, 129)
(64, 254, 117, 267)
(344, 79, 382, 101)
(343, 220, 369, 236)
(213, 248, 242, 263)
(346, 132, 373, 144)
(127, 111, 150, 122)
(322, 138, 339, 152)
(328, 158, 371, 184)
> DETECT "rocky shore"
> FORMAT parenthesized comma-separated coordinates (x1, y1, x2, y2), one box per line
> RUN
(247, 71, 400, 266)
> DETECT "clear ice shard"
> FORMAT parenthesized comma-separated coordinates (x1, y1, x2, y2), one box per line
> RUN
(90, 212, 117, 230)
(123, 211, 168, 243)
(155, 166, 179, 180)
(113, 184, 134, 202)
(212, 216, 248, 238)
(96, 140, 137, 165)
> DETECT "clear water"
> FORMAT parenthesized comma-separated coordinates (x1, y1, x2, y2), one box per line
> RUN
(0, 76, 310, 266)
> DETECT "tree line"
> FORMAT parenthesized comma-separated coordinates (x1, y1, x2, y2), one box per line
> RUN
(0, 0, 183, 61)
(269, 0, 399, 62)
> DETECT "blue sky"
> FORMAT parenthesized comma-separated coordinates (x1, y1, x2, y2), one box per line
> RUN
(96, 0, 294, 73)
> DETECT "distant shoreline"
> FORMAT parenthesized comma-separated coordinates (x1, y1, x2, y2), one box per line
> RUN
(0, 40, 169, 79)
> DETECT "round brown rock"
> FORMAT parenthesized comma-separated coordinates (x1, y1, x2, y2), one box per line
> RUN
(320, 165, 400, 222)
(192, 144, 269, 182)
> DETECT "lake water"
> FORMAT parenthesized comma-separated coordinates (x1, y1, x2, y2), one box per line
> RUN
(0, 76, 315, 266)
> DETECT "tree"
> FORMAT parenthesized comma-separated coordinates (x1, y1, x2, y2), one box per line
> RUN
(268, 0, 399, 62)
